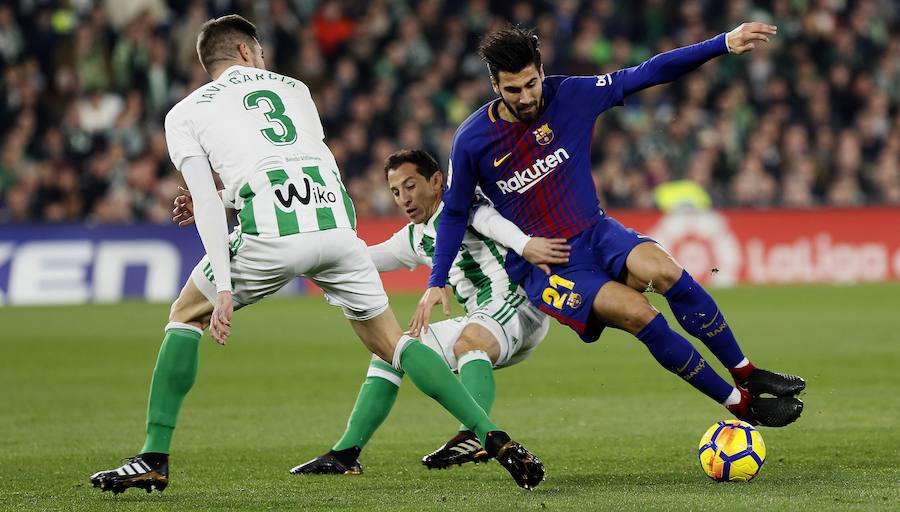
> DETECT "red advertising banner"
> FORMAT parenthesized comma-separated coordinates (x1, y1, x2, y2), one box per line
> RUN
(355, 207, 900, 291)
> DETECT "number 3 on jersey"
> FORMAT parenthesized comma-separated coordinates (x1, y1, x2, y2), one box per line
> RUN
(542, 274, 575, 310)
(243, 90, 297, 146)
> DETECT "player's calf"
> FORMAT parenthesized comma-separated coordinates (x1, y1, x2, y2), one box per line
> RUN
(592, 280, 661, 336)
(89, 453, 169, 495)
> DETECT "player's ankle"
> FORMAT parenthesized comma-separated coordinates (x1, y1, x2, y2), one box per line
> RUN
(729, 359, 755, 382)
(724, 387, 751, 417)
(138, 452, 168, 466)
(484, 431, 511, 457)
(329, 446, 361, 466)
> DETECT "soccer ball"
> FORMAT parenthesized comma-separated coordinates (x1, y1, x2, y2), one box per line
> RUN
(698, 420, 766, 482)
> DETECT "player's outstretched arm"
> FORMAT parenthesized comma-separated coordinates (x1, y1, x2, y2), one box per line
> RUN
(471, 205, 570, 275)
(367, 229, 425, 273)
(367, 242, 414, 273)
(181, 156, 233, 345)
(410, 200, 470, 337)
(414, 144, 478, 336)
(617, 22, 776, 97)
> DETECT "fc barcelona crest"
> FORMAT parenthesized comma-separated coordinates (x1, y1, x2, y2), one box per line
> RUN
(532, 123, 554, 145)
(567, 292, 582, 310)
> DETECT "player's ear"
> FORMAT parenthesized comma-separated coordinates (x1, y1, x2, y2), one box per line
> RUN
(431, 171, 444, 191)
(238, 41, 252, 63)
(539, 64, 545, 79)
(490, 77, 499, 95)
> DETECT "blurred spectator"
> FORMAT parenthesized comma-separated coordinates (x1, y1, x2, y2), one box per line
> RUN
(1, 0, 899, 224)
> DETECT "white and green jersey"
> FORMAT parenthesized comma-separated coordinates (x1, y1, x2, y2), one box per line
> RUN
(164, 65, 355, 238)
(373, 203, 523, 313)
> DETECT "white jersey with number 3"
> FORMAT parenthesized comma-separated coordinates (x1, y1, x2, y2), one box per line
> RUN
(165, 65, 355, 237)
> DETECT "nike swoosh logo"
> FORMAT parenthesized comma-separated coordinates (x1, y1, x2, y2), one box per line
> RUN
(677, 357, 693, 374)
(516, 170, 554, 193)
(493, 152, 512, 167)
(700, 311, 720, 330)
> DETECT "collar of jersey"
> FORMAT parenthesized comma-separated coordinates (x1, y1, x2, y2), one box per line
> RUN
(423, 202, 444, 236)
(217, 64, 249, 79)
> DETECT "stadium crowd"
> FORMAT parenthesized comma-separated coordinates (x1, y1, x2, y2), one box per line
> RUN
(1, 0, 899, 223)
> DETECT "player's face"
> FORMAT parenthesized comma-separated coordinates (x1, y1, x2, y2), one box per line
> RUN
(387, 163, 443, 224)
(493, 64, 544, 123)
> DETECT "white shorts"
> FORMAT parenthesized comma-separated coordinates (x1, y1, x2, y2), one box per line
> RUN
(191, 228, 389, 320)
(420, 294, 550, 370)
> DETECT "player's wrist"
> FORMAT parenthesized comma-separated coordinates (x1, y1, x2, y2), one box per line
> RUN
(511, 233, 531, 256)
(427, 277, 447, 288)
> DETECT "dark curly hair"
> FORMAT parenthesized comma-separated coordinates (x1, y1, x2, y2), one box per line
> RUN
(478, 26, 542, 79)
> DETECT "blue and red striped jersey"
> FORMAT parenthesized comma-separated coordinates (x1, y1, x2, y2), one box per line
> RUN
(429, 33, 728, 287)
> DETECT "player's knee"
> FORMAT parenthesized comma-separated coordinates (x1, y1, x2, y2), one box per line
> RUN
(452, 332, 495, 360)
(168, 298, 185, 323)
(653, 258, 684, 293)
(624, 299, 661, 334)
(169, 298, 191, 323)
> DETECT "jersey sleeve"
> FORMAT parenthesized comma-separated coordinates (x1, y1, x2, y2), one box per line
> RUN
(428, 137, 477, 288)
(164, 106, 207, 170)
(614, 33, 728, 98)
(556, 75, 626, 119)
(180, 156, 231, 293)
(471, 204, 530, 256)
(558, 33, 728, 119)
(368, 225, 425, 272)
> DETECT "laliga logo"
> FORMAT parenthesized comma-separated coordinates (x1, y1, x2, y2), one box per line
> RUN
(649, 210, 741, 287)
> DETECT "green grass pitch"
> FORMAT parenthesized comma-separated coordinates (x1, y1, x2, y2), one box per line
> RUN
(2, 284, 899, 511)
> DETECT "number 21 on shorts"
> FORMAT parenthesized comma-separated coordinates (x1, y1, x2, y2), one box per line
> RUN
(542, 274, 575, 310)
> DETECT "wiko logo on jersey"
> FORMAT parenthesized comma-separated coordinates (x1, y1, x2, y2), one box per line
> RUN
(272, 176, 337, 211)
(495, 148, 571, 194)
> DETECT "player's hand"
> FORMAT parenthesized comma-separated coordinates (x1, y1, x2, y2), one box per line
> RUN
(210, 290, 233, 345)
(409, 286, 452, 338)
(522, 237, 571, 275)
(726, 22, 777, 55)
(172, 186, 195, 227)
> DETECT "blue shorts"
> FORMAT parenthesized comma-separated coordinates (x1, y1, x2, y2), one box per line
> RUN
(505, 215, 655, 343)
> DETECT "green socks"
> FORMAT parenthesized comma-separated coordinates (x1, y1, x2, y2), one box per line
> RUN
(332, 359, 402, 451)
(457, 351, 495, 431)
(141, 324, 201, 454)
(332, 350, 498, 451)
(395, 338, 499, 444)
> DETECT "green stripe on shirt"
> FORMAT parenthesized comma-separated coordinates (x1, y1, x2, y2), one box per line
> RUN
(456, 245, 492, 306)
(237, 183, 258, 235)
(302, 166, 337, 231)
(266, 169, 300, 236)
